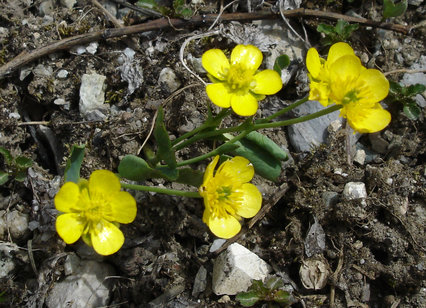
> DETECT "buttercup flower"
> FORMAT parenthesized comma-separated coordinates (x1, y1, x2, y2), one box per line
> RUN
(54, 170, 137, 255)
(199, 155, 262, 239)
(202, 44, 282, 116)
(306, 42, 391, 133)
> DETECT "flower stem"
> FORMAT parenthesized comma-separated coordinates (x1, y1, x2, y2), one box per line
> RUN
(121, 182, 202, 198)
(253, 104, 342, 130)
(260, 95, 309, 123)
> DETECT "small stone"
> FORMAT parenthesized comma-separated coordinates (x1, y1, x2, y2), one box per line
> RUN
(353, 149, 366, 165)
(79, 73, 107, 120)
(158, 67, 181, 93)
(9, 112, 21, 119)
(343, 182, 367, 200)
(86, 42, 98, 55)
(0, 257, 15, 279)
(57, 69, 69, 79)
(60, 0, 76, 9)
(6, 210, 29, 240)
(212, 243, 270, 295)
(217, 295, 231, 303)
(64, 253, 81, 276)
(322, 191, 339, 208)
(299, 257, 330, 290)
(39, 0, 54, 16)
(192, 265, 207, 297)
(46, 260, 115, 308)
(209, 239, 226, 252)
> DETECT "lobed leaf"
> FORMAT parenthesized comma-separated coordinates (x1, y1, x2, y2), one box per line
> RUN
(0, 147, 13, 164)
(383, 0, 408, 19)
(15, 156, 33, 169)
(273, 54, 290, 75)
(0, 171, 9, 185)
(235, 291, 261, 307)
(403, 102, 421, 120)
(64, 145, 85, 183)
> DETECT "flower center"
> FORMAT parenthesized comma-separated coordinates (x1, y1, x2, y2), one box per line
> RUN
(79, 189, 106, 222)
(342, 89, 359, 105)
(226, 64, 254, 93)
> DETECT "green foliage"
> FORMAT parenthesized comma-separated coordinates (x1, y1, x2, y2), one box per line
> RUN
(317, 20, 359, 46)
(236, 277, 293, 307)
(273, 54, 290, 76)
(137, 0, 193, 18)
(64, 145, 85, 183)
(224, 131, 288, 182)
(383, 0, 407, 19)
(154, 107, 177, 169)
(0, 147, 33, 185)
(0, 290, 6, 303)
(387, 81, 425, 120)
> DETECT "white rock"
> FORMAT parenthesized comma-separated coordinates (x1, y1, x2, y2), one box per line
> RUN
(343, 182, 367, 200)
(6, 210, 29, 240)
(353, 149, 366, 165)
(57, 69, 69, 79)
(79, 73, 107, 120)
(39, 0, 54, 16)
(0, 257, 15, 279)
(158, 67, 181, 93)
(86, 42, 98, 55)
(46, 260, 115, 308)
(118, 48, 144, 95)
(192, 265, 207, 297)
(209, 238, 226, 252)
(212, 243, 270, 295)
(60, 0, 76, 9)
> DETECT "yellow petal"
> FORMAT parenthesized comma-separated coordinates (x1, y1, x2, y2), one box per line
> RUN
(90, 219, 125, 255)
(230, 45, 262, 72)
(309, 80, 331, 106)
(306, 48, 322, 78)
(356, 69, 389, 103)
(235, 183, 262, 218)
(217, 156, 254, 183)
(345, 103, 391, 133)
(89, 170, 121, 196)
(230, 93, 258, 116)
(54, 182, 81, 213)
(202, 49, 230, 80)
(329, 55, 362, 101)
(107, 191, 137, 224)
(327, 42, 355, 66)
(56, 213, 84, 244)
(207, 214, 241, 239)
(206, 83, 232, 108)
(252, 70, 283, 95)
(202, 155, 219, 185)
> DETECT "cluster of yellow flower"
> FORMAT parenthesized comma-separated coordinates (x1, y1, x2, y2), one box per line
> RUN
(55, 43, 391, 255)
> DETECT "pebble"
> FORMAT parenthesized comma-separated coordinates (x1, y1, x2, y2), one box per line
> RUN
(322, 191, 339, 208)
(57, 69, 69, 79)
(209, 239, 226, 252)
(343, 182, 367, 201)
(369, 133, 389, 154)
(60, 0, 76, 9)
(46, 260, 115, 308)
(353, 149, 366, 165)
(158, 67, 181, 93)
(39, 0, 54, 16)
(192, 265, 207, 297)
(287, 100, 341, 152)
(212, 243, 270, 295)
(79, 73, 108, 120)
(6, 210, 29, 240)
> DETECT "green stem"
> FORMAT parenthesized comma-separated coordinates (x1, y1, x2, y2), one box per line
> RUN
(261, 95, 309, 123)
(121, 182, 202, 198)
(171, 109, 231, 147)
(253, 105, 342, 130)
(176, 128, 252, 167)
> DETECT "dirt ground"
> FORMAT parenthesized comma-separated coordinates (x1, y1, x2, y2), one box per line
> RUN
(0, 0, 425, 307)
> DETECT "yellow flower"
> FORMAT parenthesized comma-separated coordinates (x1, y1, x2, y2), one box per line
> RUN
(202, 44, 283, 116)
(306, 42, 391, 133)
(54, 170, 137, 255)
(199, 155, 262, 239)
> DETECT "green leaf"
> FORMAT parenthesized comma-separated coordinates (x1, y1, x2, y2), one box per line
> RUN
(228, 140, 283, 182)
(15, 170, 28, 182)
(273, 290, 291, 304)
(154, 107, 177, 169)
(235, 291, 261, 307)
(155, 165, 179, 181)
(273, 54, 290, 75)
(15, 156, 33, 169)
(64, 145, 85, 183)
(335, 19, 347, 36)
(216, 143, 240, 155)
(341, 23, 359, 38)
(406, 84, 426, 97)
(403, 101, 421, 120)
(265, 277, 284, 291)
(0, 171, 9, 185)
(118, 155, 156, 181)
(317, 23, 335, 36)
(383, 0, 407, 19)
(389, 80, 403, 94)
(0, 147, 13, 164)
(175, 168, 204, 187)
(244, 131, 288, 161)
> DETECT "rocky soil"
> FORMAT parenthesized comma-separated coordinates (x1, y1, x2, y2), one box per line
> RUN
(0, 0, 425, 307)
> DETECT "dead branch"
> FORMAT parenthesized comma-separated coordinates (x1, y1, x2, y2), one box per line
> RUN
(0, 9, 411, 80)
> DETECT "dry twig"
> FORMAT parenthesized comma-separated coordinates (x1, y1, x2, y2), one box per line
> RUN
(0, 10, 411, 79)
